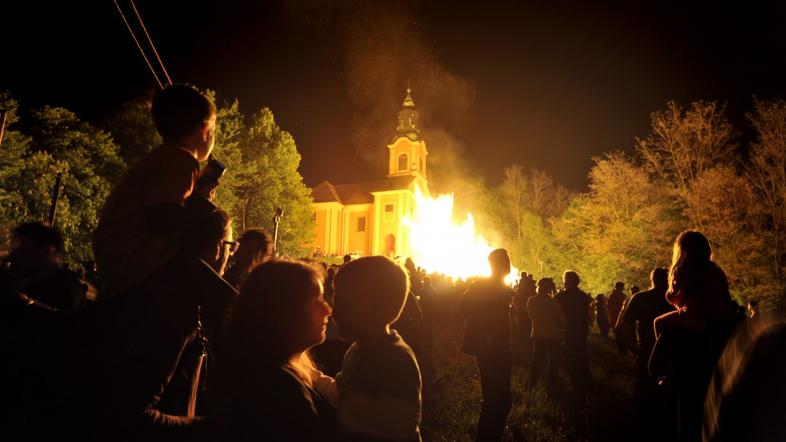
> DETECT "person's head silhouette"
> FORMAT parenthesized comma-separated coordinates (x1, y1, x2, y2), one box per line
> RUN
(488, 248, 511, 282)
(563, 270, 580, 290)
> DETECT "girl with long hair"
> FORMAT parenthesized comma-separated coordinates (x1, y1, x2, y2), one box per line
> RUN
(218, 260, 336, 441)
(649, 231, 741, 441)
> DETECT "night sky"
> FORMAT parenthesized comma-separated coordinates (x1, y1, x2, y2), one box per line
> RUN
(3, 1, 786, 191)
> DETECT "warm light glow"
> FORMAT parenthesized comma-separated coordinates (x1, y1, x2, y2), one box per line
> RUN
(404, 188, 518, 285)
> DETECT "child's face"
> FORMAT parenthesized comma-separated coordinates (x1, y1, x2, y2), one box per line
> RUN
(331, 286, 366, 341)
(195, 114, 217, 162)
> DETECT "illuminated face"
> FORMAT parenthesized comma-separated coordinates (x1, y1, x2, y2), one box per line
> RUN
(196, 114, 217, 162)
(297, 280, 332, 349)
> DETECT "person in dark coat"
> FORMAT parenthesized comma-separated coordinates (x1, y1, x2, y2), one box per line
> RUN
(460, 249, 515, 442)
(593, 294, 610, 338)
(554, 270, 592, 409)
(514, 271, 536, 353)
(619, 267, 675, 441)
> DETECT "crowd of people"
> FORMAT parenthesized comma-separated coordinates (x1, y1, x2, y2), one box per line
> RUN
(1, 85, 784, 442)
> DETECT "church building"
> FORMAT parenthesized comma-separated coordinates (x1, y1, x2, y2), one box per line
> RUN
(310, 88, 429, 258)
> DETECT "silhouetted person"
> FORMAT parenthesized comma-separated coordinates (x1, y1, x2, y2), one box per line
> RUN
(460, 249, 514, 442)
(343, 254, 352, 265)
(649, 231, 741, 442)
(6, 222, 86, 312)
(704, 315, 786, 442)
(318, 256, 422, 441)
(419, 275, 440, 381)
(594, 294, 610, 338)
(619, 267, 675, 441)
(525, 277, 565, 395)
(88, 196, 238, 440)
(608, 281, 627, 353)
(607, 282, 626, 327)
(223, 228, 272, 289)
(93, 85, 218, 297)
(514, 271, 536, 353)
(555, 270, 592, 409)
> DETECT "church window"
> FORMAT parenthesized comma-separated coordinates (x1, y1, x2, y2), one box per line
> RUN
(398, 154, 408, 172)
(384, 204, 394, 221)
(357, 216, 366, 232)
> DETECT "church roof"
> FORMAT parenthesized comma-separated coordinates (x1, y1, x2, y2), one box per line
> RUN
(312, 181, 343, 204)
(312, 175, 419, 205)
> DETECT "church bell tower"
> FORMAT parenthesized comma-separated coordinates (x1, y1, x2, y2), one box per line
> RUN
(388, 87, 428, 179)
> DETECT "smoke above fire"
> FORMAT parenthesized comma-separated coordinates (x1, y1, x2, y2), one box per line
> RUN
(283, 1, 509, 274)
(283, 1, 481, 192)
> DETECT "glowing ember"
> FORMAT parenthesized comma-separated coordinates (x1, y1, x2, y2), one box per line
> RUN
(404, 188, 518, 285)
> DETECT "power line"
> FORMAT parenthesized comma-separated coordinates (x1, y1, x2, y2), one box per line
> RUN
(129, 0, 173, 86)
(112, 0, 164, 89)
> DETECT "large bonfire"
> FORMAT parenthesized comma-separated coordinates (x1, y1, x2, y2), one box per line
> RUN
(403, 188, 518, 284)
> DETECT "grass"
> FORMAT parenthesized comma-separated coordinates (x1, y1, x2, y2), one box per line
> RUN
(420, 307, 636, 442)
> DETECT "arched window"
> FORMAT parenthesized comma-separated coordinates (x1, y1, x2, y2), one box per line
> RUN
(398, 153, 408, 172)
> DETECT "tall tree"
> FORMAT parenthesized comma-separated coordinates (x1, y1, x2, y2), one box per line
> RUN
(240, 107, 314, 256)
(746, 98, 786, 305)
(490, 165, 570, 277)
(104, 93, 161, 168)
(0, 95, 125, 264)
(551, 152, 682, 292)
(636, 100, 737, 228)
(208, 93, 252, 228)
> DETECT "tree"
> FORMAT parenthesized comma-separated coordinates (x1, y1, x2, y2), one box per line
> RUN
(208, 93, 252, 228)
(745, 98, 786, 305)
(685, 166, 768, 303)
(240, 108, 314, 256)
(104, 93, 161, 167)
(0, 95, 125, 264)
(551, 152, 683, 292)
(0, 92, 31, 244)
(488, 165, 570, 278)
(636, 100, 737, 228)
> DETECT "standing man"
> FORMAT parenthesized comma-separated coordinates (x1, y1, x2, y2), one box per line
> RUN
(607, 281, 627, 354)
(460, 249, 515, 442)
(620, 268, 674, 441)
(555, 270, 592, 409)
(607, 282, 627, 328)
(525, 277, 565, 395)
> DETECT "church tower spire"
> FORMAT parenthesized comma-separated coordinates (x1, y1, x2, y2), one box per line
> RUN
(388, 86, 428, 179)
(396, 87, 420, 140)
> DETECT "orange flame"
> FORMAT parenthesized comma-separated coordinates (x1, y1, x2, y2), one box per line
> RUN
(403, 188, 518, 285)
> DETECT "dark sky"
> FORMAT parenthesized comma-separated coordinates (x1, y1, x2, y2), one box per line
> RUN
(3, 1, 786, 191)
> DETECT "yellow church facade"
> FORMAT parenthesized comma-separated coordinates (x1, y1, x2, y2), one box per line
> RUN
(311, 89, 428, 258)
